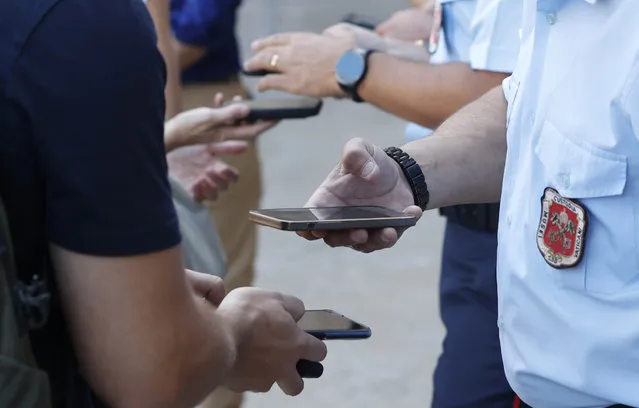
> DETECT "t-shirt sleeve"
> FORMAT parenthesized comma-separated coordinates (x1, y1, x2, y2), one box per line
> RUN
(11, 0, 181, 256)
(468, 0, 523, 73)
(170, 0, 241, 48)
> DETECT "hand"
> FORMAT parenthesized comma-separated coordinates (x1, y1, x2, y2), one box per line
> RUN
(376, 7, 433, 42)
(167, 141, 247, 202)
(164, 93, 277, 151)
(218, 288, 328, 396)
(185, 269, 226, 307)
(245, 30, 380, 98)
(322, 23, 388, 50)
(299, 138, 422, 253)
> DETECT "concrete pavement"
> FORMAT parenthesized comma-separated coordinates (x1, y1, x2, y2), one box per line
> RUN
(235, 2, 446, 407)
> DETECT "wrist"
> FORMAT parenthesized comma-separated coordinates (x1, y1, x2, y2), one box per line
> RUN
(384, 146, 430, 210)
(164, 118, 186, 153)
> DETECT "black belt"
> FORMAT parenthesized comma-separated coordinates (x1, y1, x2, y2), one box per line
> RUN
(439, 203, 500, 233)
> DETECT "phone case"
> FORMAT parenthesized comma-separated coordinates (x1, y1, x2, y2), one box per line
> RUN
(342, 13, 382, 30)
(246, 99, 323, 122)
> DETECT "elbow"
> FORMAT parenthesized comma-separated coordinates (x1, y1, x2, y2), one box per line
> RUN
(105, 332, 235, 408)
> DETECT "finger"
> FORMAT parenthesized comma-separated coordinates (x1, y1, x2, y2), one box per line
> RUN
(299, 333, 328, 362)
(222, 121, 278, 141)
(186, 270, 227, 306)
(323, 22, 352, 37)
(277, 369, 304, 396)
(404, 205, 423, 219)
(311, 230, 327, 239)
(213, 92, 224, 107)
(375, 21, 390, 36)
(340, 138, 380, 180)
(296, 230, 323, 241)
(251, 33, 294, 51)
(322, 229, 368, 248)
(190, 182, 204, 202)
(278, 293, 305, 321)
(208, 164, 239, 189)
(256, 74, 295, 93)
(208, 140, 249, 155)
(232, 94, 243, 102)
(194, 178, 219, 202)
(351, 228, 399, 253)
(215, 103, 250, 123)
(244, 46, 286, 73)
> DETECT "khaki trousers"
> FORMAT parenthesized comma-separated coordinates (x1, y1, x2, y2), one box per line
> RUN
(182, 78, 261, 408)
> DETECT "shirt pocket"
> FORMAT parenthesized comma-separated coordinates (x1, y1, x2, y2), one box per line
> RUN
(534, 120, 637, 296)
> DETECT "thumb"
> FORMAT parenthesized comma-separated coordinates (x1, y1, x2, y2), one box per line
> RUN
(186, 269, 227, 307)
(216, 103, 250, 123)
(208, 140, 249, 156)
(340, 138, 379, 180)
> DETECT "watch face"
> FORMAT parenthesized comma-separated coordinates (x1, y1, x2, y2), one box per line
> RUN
(336, 50, 367, 86)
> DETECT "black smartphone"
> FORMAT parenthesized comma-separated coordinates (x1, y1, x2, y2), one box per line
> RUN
(342, 13, 384, 31)
(248, 205, 418, 231)
(298, 310, 371, 340)
(240, 67, 274, 77)
(226, 97, 323, 122)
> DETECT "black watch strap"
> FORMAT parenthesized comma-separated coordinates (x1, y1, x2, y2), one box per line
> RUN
(338, 48, 374, 103)
(384, 147, 429, 210)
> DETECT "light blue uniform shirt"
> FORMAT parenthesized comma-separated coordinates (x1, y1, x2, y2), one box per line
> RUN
(404, 0, 521, 142)
(500, 0, 639, 406)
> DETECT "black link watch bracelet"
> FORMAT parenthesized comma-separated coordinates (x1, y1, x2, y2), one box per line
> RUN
(383, 147, 430, 210)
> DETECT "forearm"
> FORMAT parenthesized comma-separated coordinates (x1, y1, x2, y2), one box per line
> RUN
(359, 53, 507, 129)
(164, 115, 185, 153)
(175, 38, 207, 71)
(402, 86, 507, 209)
(53, 245, 238, 408)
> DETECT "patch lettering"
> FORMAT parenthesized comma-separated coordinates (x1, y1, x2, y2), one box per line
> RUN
(537, 187, 588, 269)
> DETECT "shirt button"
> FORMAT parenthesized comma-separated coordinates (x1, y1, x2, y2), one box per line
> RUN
(559, 173, 571, 189)
(546, 12, 557, 25)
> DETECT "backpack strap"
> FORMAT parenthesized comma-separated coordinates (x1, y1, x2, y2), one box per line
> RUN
(0, 199, 50, 335)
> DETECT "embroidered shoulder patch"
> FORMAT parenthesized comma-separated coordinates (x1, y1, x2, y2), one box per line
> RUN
(537, 187, 588, 269)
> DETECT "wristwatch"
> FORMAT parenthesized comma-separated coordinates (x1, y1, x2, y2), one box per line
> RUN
(335, 48, 375, 102)
(384, 147, 430, 210)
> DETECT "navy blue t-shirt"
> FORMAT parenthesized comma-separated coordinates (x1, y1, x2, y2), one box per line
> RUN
(0, 0, 181, 405)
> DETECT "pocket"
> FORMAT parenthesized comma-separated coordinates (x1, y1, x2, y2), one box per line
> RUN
(534, 121, 637, 295)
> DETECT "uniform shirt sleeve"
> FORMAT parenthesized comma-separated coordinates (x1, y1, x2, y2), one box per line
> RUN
(8, 0, 181, 256)
(171, 0, 241, 48)
(468, 0, 523, 73)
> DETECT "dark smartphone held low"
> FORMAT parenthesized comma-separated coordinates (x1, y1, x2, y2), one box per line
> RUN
(342, 13, 383, 31)
(224, 97, 323, 122)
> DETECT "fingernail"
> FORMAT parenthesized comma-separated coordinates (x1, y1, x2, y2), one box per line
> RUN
(360, 160, 376, 178)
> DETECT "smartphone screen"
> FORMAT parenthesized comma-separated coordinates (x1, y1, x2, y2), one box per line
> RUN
(298, 310, 371, 340)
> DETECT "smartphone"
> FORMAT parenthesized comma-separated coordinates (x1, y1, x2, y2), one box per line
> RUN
(248, 205, 418, 231)
(342, 13, 384, 31)
(240, 67, 273, 77)
(298, 309, 371, 340)
(226, 97, 323, 122)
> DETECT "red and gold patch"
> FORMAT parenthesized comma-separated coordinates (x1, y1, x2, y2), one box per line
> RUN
(537, 187, 588, 269)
